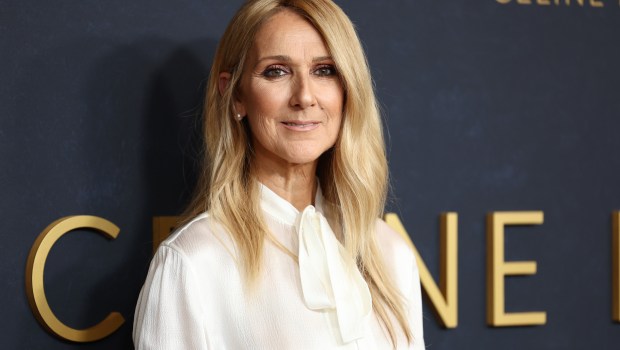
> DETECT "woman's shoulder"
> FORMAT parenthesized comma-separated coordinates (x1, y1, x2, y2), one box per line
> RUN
(158, 212, 237, 264)
(374, 218, 420, 294)
(374, 218, 416, 263)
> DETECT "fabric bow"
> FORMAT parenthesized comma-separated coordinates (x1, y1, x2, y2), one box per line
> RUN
(297, 206, 372, 343)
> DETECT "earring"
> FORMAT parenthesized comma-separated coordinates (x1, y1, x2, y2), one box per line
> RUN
(235, 113, 243, 121)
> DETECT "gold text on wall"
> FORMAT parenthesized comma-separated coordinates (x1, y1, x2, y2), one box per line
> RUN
(496, 0, 615, 7)
(385, 212, 458, 328)
(27, 210, 620, 342)
(613, 211, 620, 322)
(486, 211, 546, 326)
(26, 216, 125, 342)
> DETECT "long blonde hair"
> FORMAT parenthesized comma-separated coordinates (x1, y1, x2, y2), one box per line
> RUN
(183, 0, 413, 346)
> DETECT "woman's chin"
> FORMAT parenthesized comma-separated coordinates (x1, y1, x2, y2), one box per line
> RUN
(253, 141, 334, 169)
(281, 146, 336, 166)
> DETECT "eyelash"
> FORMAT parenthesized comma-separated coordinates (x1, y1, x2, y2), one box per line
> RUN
(260, 64, 338, 79)
(313, 64, 337, 77)
(262, 65, 289, 78)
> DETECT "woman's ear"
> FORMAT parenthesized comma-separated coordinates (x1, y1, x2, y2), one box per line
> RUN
(219, 72, 246, 117)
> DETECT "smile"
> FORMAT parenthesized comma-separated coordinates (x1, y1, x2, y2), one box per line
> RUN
(281, 121, 320, 130)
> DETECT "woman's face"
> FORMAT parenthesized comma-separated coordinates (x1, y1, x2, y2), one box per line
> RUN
(235, 9, 344, 168)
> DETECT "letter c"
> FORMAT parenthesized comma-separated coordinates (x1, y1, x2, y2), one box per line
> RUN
(25, 216, 125, 342)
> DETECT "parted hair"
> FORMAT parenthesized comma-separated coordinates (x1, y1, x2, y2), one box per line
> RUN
(182, 0, 413, 346)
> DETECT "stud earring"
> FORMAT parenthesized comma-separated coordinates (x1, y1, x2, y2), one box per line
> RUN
(235, 113, 243, 121)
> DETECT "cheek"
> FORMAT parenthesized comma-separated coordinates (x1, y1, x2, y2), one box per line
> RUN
(246, 99, 280, 143)
(319, 87, 344, 126)
(319, 82, 344, 109)
(249, 115, 276, 144)
(245, 82, 289, 116)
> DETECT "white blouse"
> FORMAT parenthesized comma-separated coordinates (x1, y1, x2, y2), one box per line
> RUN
(133, 185, 425, 349)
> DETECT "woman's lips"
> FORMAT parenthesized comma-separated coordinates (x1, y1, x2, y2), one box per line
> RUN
(281, 121, 320, 131)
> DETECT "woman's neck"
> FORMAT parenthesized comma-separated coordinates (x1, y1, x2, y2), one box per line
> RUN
(253, 156, 318, 212)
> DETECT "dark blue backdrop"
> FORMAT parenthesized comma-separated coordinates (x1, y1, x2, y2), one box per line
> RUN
(2, 0, 619, 349)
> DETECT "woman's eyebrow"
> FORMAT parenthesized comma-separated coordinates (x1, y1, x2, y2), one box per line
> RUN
(256, 55, 291, 64)
(255, 55, 333, 65)
(312, 56, 333, 63)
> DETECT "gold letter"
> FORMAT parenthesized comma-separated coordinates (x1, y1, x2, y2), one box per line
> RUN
(563, 0, 586, 5)
(25, 216, 125, 342)
(487, 211, 546, 326)
(613, 211, 620, 322)
(152, 216, 180, 253)
(496, 0, 512, 4)
(537, 0, 551, 5)
(590, 0, 604, 7)
(517, 0, 533, 4)
(385, 212, 458, 328)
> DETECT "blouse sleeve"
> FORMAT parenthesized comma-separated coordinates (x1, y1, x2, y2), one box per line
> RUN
(375, 219, 426, 349)
(408, 252, 426, 350)
(133, 244, 208, 350)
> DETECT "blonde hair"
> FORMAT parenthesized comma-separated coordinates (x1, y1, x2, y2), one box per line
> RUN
(183, 0, 413, 346)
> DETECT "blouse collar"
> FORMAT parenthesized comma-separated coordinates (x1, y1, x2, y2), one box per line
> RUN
(259, 182, 325, 226)
(259, 181, 372, 344)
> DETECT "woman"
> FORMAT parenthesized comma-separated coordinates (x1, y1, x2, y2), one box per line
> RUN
(133, 0, 425, 349)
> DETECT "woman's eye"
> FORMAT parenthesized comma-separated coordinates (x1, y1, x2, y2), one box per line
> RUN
(262, 66, 288, 78)
(314, 65, 337, 77)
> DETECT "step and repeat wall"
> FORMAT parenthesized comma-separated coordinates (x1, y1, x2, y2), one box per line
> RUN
(2, 1, 619, 349)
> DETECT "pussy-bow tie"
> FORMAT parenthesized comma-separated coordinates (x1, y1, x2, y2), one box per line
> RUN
(297, 205, 372, 344)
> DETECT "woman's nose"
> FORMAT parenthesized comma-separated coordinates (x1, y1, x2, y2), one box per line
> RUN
(289, 74, 317, 109)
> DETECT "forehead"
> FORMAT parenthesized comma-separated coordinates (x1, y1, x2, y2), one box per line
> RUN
(250, 9, 329, 58)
